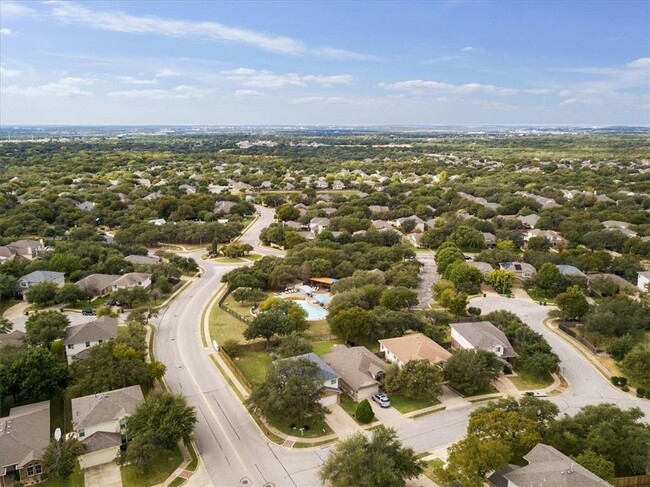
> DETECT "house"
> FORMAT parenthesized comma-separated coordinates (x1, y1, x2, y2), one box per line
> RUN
(450, 321, 518, 363)
(0, 330, 25, 348)
(332, 180, 345, 190)
(515, 191, 561, 210)
(148, 218, 166, 226)
(556, 264, 587, 280)
(488, 443, 612, 487)
(17, 270, 65, 295)
(395, 216, 426, 233)
(500, 262, 536, 279)
(315, 178, 328, 189)
(0, 239, 46, 262)
(77, 201, 96, 211)
(64, 316, 118, 364)
(124, 255, 161, 266)
(283, 221, 303, 231)
(76, 274, 121, 297)
(524, 229, 568, 249)
(259, 180, 273, 189)
(372, 220, 394, 231)
(517, 214, 540, 229)
(368, 205, 389, 214)
(72, 385, 144, 470)
(0, 401, 50, 486)
(143, 192, 162, 201)
(408, 233, 423, 247)
(179, 184, 196, 194)
(482, 232, 497, 247)
(638, 271, 650, 292)
(379, 333, 451, 367)
(467, 261, 494, 275)
(323, 345, 387, 401)
(309, 217, 330, 235)
(110, 273, 152, 292)
(275, 353, 341, 406)
(214, 200, 237, 215)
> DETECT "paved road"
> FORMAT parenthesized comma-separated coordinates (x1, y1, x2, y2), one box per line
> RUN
(414, 250, 438, 309)
(154, 207, 650, 487)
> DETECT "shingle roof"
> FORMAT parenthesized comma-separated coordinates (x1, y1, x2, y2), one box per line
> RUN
(81, 431, 122, 453)
(0, 330, 25, 347)
(76, 274, 121, 294)
(324, 346, 386, 391)
(110, 272, 151, 288)
(72, 385, 144, 429)
(276, 353, 339, 382)
(379, 333, 451, 364)
(64, 316, 118, 346)
(124, 255, 160, 265)
(450, 321, 519, 358)
(504, 443, 612, 487)
(0, 401, 50, 470)
(19, 270, 65, 283)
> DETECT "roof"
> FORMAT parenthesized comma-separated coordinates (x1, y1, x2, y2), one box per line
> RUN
(324, 346, 387, 391)
(80, 431, 122, 453)
(0, 401, 50, 470)
(503, 443, 612, 487)
(72, 385, 144, 429)
(556, 265, 587, 278)
(277, 353, 340, 382)
(310, 277, 337, 285)
(125, 255, 160, 265)
(468, 261, 494, 274)
(450, 321, 519, 358)
(517, 214, 540, 228)
(0, 330, 25, 347)
(19, 270, 65, 283)
(379, 333, 451, 364)
(500, 262, 536, 275)
(110, 272, 151, 288)
(76, 274, 121, 293)
(64, 316, 118, 346)
(7, 239, 42, 250)
(214, 200, 237, 213)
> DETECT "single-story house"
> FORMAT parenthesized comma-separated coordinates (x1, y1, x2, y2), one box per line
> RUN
(368, 205, 389, 214)
(394, 216, 426, 233)
(324, 345, 387, 401)
(379, 333, 451, 367)
(64, 316, 118, 364)
(308, 277, 338, 290)
(467, 261, 494, 275)
(75, 274, 122, 297)
(309, 217, 330, 235)
(588, 273, 637, 295)
(124, 255, 161, 266)
(517, 214, 540, 229)
(524, 229, 568, 249)
(332, 180, 345, 190)
(72, 385, 144, 470)
(488, 443, 612, 487)
(275, 353, 341, 406)
(500, 262, 536, 279)
(638, 271, 650, 292)
(408, 233, 423, 247)
(482, 232, 497, 247)
(556, 264, 587, 280)
(0, 401, 50, 486)
(0, 330, 25, 348)
(372, 220, 394, 231)
(17, 270, 65, 295)
(110, 273, 152, 292)
(450, 321, 519, 363)
(77, 201, 96, 212)
(214, 201, 237, 215)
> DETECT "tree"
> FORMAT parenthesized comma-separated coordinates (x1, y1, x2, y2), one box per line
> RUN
(433, 281, 468, 316)
(384, 360, 443, 400)
(355, 399, 375, 424)
(621, 342, 650, 389)
(486, 269, 515, 294)
(555, 285, 589, 320)
(606, 334, 636, 361)
(247, 358, 326, 424)
(435, 245, 465, 274)
(0, 273, 18, 299)
(527, 235, 552, 251)
(5, 348, 69, 402)
(574, 450, 616, 484)
(110, 286, 150, 308)
(319, 426, 424, 487)
(276, 204, 300, 221)
(526, 263, 569, 297)
(0, 317, 13, 334)
(585, 297, 648, 337)
(43, 437, 86, 481)
(380, 286, 419, 310)
(328, 306, 374, 343)
(24, 310, 70, 348)
(232, 287, 267, 305)
(276, 333, 313, 358)
(244, 300, 308, 350)
(478, 396, 559, 434)
(445, 261, 483, 294)
(443, 349, 502, 396)
(448, 227, 486, 251)
(25, 281, 59, 306)
(55, 283, 89, 305)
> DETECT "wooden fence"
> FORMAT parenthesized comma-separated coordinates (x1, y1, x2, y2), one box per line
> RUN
(219, 288, 252, 324)
(616, 475, 650, 487)
(219, 349, 253, 393)
(558, 322, 603, 354)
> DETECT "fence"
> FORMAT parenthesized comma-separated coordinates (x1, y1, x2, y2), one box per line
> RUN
(616, 475, 650, 487)
(219, 349, 253, 393)
(219, 288, 251, 323)
(558, 322, 603, 354)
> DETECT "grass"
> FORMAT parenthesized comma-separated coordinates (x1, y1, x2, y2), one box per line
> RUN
(265, 412, 334, 439)
(313, 338, 343, 356)
(339, 394, 360, 419)
(214, 257, 248, 264)
(509, 371, 554, 391)
(184, 439, 198, 472)
(293, 439, 336, 448)
(0, 298, 20, 315)
(424, 459, 445, 483)
(235, 350, 273, 387)
(524, 287, 556, 304)
(66, 296, 109, 310)
(167, 478, 187, 487)
(39, 464, 84, 487)
(209, 303, 249, 344)
(121, 445, 183, 487)
(306, 319, 331, 339)
(389, 394, 440, 414)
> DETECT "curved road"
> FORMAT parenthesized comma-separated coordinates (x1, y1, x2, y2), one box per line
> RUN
(154, 206, 650, 487)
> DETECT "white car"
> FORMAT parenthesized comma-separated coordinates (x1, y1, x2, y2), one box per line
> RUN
(372, 393, 391, 408)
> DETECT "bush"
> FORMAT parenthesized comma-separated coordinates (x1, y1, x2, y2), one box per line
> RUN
(622, 385, 630, 392)
(467, 307, 481, 316)
(636, 388, 645, 398)
(619, 377, 628, 387)
(355, 399, 375, 424)
(221, 338, 241, 358)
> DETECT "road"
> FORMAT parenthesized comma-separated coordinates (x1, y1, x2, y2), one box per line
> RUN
(154, 206, 650, 487)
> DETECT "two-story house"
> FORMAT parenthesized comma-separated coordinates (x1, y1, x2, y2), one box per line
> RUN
(71, 385, 144, 469)
(64, 317, 118, 364)
(17, 270, 65, 297)
(450, 321, 519, 365)
(379, 333, 451, 367)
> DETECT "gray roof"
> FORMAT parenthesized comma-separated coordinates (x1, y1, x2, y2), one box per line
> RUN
(125, 255, 160, 265)
(64, 316, 118, 346)
(277, 353, 339, 382)
(214, 201, 237, 213)
(517, 214, 540, 228)
(0, 330, 25, 347)
(556, 265, 587, 278)
(76, 274, 121, 294)
(504, 443, 612, 487)
(81, 431, 121, 453)
(72, 385, 144, 430)
(324, 346, 386, 391)
(0, 401, 50, 470)
(19, 270, 65, 283)
(467, 261, 494, 275)
(450, 321, 519, 358)
(110, 272, 151, 288)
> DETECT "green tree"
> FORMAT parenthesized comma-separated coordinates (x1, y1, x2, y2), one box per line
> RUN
(380, 286, 419, 310)
(43, 437, 86, 481)
(0, 273, 18, 299)
(435, 245, 465, 274)
(110, 286, 150, 308)
(606, 334, 636, 361)
(247, 358, 326, 424)
(384, 359, 443, 400)
(445, 261, 483, 294)
(486, 269, 515, 294)
(276, 333, 313, 358)
(355, 399, 375, 424)
(526, 262, 569, 297)
(555, 285, 590, 320)
(621, 342, 650, 389)
(443, 349, 502, 396)
(244, 300, 308, 350)
(24, 310, 70, 348)
(5, 348, 69, 402)
(319, 426, 424, 487)
(527, 236, 552, 251)
(574, 450, 616, 484)
(232, 287, 267, 305)
(0, 317, 13, 334)
(55, 283, 89, 305)
(328, 306, 374, 343)
(585, 297, 648, 337)
(25, 281, 59, 306)
(448, 227, 486, 251)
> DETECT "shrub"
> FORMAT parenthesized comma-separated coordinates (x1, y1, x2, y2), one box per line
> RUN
(619, 377, 628, 387)
(355, 399, 375, 424)
(221, 338, 241, 358)
(621, 385, 630, 392)
(467, 307, 481, 316)
(636, 388, 645, 398)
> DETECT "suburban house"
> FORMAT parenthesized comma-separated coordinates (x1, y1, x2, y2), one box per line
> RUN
(372, 220, 394, 231)
(0, 330, 25, 348)
(368, 205, 389, 214)
(17, 270, 65, 296)
(588, 273, 637, 295)
(324, 345, 387, 401)
(515, 191, 561, 210)
(524, 229, 568, 249)
(76, 274, 122, 297)
(407, 233, 423, 248)
(379, 333, 451, 367)
(148, 218, 166, 226)
(556, 264, 588, 280)
(638, 271, 650, 292)
(309, 217, 330, 235)
(71, 385, 144, 470)
(124, 255, 161, 266)
(64, 316, 118, 364)
(517, 214, 540, 229)
(276, 353, 341, 406)
(467, 261, 494, 275)
(109, 273, 152, 292)
(332, 180, 346, 190)
(0, 239, 46, 262)
(500, 262, 536, 279)
(77, 201, 96, 212)
(450, 321, 519, 364)
(0, 401, 50, 486)
(482, 232, 497, 247)
(394, 216, 426, 233)
(214, 200, 237, 215)
(488, 443, 612, 487)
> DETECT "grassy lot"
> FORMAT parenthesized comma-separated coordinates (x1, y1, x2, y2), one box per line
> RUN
(306, 319, 330, 339)
(265, 412, 333, 438)
(39, 464, 84, 487)
(313, 338, 343, 356)
(0, 298, 20, 315)
(121, 446, 183, 487)
(214, 257, 248, 264)
(236, 350, 273, 386)
(339, 394, 360, 419)
(424, 459, 445, 483)
(524, 287, 555, 304)
(210, 304, 249, 343)
(389, 394, 440, 414)
(66, 296, 109, 310)
(509, 371, 554, 391)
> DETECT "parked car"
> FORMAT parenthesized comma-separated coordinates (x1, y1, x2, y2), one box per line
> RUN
(372, 393, 391, 408)
(525, 391, 548, 397)
(81, 308, 96, 316)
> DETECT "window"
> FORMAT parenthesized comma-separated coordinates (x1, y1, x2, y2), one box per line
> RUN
(119, 419, 127, 428)
(67, 344, 74, 349)
(35, 465, 42, 475)
(78, 429, 85, 438)
(85, 342, 90, 347)
(98, 339, 103, 344)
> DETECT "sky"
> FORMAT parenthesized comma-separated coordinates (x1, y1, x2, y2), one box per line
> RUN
(1, 0, 649, 126)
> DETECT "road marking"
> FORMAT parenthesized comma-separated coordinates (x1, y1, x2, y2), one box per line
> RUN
(212, 395, 241, 440)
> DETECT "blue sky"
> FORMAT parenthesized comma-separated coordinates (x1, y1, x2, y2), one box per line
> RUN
(1, 0, 648, 125)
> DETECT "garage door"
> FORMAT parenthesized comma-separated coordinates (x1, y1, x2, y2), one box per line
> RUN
(80, 447, 119, 469)
(320, 394, 339, 406)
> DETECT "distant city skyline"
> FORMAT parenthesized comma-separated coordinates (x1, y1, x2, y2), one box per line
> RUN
(1, 1, 648, 125)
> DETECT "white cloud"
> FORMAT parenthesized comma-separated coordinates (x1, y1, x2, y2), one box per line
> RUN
(222, 68, 354, 89)
(47, 1, 373, 59)
(291, 97, 355, 105)
(108, 85, 207, 99)
(0, 28, 12, 36)
(155, 69, 180, 77)
(115, 75, 158, 85)
(379, 80, 552, 97)
(626, 57, 650, 70)
(1, 77, 94, 97)
(0, 1, 35, 18)
(0, 64, 21, 77)
(234, 89, 263, 97)
(461, 46, 483, 52)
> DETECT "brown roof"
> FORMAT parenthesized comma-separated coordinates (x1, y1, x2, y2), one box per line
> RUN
(72, 385, 144, 430)
(76, 274, 121, 294)
(0, 330, 25, 347)
(0, 401, 50, 470)
(324, 346, 386, 392)
(379, 333, 451, 364)
(64, 316, 118, 346)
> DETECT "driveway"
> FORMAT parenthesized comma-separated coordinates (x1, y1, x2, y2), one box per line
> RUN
(370, 400, 409, 427)
(326, 404, 361, 439)
(8, 309, 97, 333)
(415, 250, 438, 309)
(84, 463, 122, 487)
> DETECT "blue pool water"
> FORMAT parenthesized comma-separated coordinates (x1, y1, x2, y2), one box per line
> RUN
(296, 300, 327, 320)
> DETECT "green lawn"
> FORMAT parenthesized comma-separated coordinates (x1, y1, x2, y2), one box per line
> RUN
(424, 459, 445, 483)
(66, 296, 109, 310)
(236, 350, 273, 386)
(389, 394, 440, 414)
(509, 371, 554, 391)
(524, 287, 555, 304)
(39, 464, 84, 487)
(0, 298, 20, 315)
(214, 257, 248, 264)
(339, 394, 360, 419)
(306, 319, 331, 339)
(184, 439, 198, 472)
(265, 412, 333, 438)
(210, 304, 249, 343)
(121, 445, 183, 487)
(313, 338, 343, 356)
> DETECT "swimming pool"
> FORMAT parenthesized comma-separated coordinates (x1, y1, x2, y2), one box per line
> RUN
(295, 300, 328, 320)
